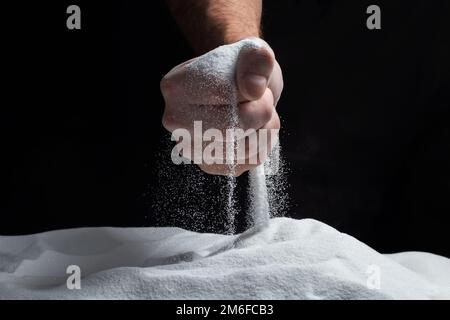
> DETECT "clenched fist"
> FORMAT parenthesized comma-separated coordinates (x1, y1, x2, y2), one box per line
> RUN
(161, 38, 283, 176)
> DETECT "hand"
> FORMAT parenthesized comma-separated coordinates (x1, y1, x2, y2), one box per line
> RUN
(161, 39, 283, 176)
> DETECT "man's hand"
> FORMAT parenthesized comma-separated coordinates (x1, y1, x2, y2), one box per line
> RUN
(162, 0, 282, 176)
(161, 40, 283, 176)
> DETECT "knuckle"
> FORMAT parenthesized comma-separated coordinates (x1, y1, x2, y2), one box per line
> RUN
(160, 77, 172, 95)
(262, 103, 274, 123)
(265, 111, 280, 130)
(162, 113, 179, 132)
(261, 94, 274, 123)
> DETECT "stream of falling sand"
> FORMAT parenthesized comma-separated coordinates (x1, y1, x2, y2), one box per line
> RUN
(249, 164, 270, 226)
(225, 107, 238, 234)
(228, 103, 272, 231)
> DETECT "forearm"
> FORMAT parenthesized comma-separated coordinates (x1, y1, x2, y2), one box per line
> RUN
(165, 0, 262, 53)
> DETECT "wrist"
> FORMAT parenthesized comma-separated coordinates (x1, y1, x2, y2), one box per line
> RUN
(223, 29, 261, 45)
(196, 26, 261, 54)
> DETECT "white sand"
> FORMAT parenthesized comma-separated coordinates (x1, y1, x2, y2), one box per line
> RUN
(1, 217, 449, 299)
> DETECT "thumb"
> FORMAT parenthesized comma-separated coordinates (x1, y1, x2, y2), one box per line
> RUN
(236, 43, 275, 102)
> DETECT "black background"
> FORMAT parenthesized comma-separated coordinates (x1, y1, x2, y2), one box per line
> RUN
(1, 1, 449, 257)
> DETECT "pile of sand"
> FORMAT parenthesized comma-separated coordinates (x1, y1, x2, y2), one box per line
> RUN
(1, 217, 449, 299)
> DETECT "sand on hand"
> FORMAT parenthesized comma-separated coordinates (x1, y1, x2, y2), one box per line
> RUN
(1, 217, 449, 299)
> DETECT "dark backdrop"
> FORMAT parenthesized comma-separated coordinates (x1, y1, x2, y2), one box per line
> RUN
(1, 1, 449, 257)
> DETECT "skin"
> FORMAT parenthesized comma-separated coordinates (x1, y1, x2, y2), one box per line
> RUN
(162, 0, 283, 176)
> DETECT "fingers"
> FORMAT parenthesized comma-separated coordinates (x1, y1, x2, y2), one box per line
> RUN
(236, 45, 275, 102)
(237, 89, 274, 131)
(195, 111, 281, 177)
(160, 62, 187, 105)
(163, 85, 276, 135)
